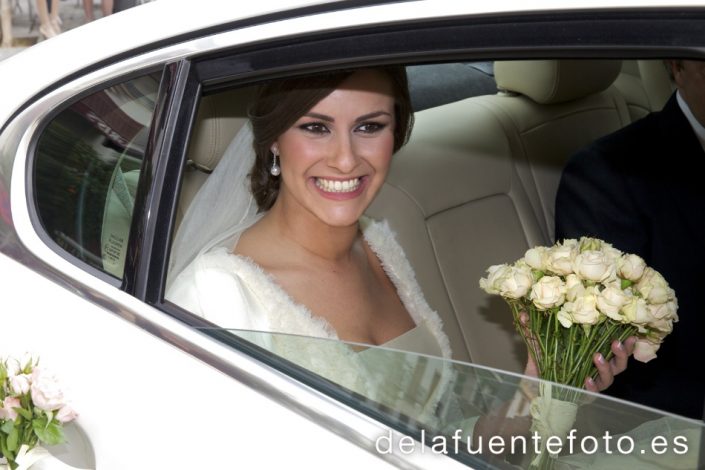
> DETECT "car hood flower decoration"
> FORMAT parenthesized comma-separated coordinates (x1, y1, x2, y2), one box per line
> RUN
(0, 355, 83, 470)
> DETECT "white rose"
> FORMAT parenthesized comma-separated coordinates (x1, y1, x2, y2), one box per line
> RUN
(570, 288, 601, 325)
(596, 285, 631, 321)
(530, 276, 566, 310)
(557, 305, 574, 328)
(601, 242, 624, 262)
(545, 244, 576, 276)
(524, 247, 547, 271)
(561, 238, 580, 250)
(618, 254, 647, 282)
(578, 237, 602, 252)
(10, 373, 32, 395)
(622, 297, 653, 324)
(633, 338, 661, 363)
(649, 317, 674, 333)
(479, 264, 511, 295)
(497, 265, 533, 299)
(5, 358, 21, 376)
(564, 274, 585, 302)
(573, 250, 616, 282)
(30, 367, 66, 411)
(647, 300, 678, 321)
(636, 267, 674, 304)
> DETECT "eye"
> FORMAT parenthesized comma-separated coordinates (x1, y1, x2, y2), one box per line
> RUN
(299, 122, 330, 135)
(356, 122, 387, 134)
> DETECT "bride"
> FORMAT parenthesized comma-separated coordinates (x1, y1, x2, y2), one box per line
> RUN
(166, 67, 631, 417)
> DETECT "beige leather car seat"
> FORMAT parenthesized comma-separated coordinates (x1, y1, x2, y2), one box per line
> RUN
(177, 87, 255, 228)
(368, 60, 632, 372)
(366, 100, 544, 368)
(613, 60, 674, 120)
(490, 59, 630, 241)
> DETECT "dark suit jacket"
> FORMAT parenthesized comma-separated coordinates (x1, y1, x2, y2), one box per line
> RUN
(555, 93, 705, 420)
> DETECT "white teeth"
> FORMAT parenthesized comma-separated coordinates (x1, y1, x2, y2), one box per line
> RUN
(315, 177, 361, 193)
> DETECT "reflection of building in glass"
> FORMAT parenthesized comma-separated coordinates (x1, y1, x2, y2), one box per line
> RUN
(33, 73, 160, 276)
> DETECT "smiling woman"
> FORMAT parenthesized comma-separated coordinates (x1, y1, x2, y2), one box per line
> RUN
(166, 67, 448, 353)
(164, 65, 639, 451)
(165, 67, 455, 423)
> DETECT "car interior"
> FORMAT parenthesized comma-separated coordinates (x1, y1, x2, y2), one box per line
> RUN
(170, 58, 674, 373)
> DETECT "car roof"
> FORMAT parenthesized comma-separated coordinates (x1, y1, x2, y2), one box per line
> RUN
(1, 0, 704, 126)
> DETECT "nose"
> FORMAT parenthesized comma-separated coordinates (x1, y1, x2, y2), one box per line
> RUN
(326, 132, 360, 173)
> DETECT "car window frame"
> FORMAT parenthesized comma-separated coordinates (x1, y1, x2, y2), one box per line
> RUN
(133, 8, 705, 467)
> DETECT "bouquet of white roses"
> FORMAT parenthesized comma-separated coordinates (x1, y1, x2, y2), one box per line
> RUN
(480, 236, 678, 388)
(479, 237, 678, 469)
(0, 356, 77, 470)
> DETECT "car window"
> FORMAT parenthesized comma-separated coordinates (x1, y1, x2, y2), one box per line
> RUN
(209, 328, 705, 469)
(33, 72, 160, 278)
(162, 57, 703, 468)
(407, 62, 496, 111)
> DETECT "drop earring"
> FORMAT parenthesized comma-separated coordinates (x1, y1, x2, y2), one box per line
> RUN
(270, 150, 281, 176)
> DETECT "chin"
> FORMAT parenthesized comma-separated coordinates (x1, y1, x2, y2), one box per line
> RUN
(316, 212, 365, 228)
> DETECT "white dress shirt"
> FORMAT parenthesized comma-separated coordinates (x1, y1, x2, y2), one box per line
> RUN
(676, 90, 705, 152)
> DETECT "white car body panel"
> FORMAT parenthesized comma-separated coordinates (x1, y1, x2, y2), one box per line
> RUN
(1, 0, 705, 125)
(1, 251, 467, 469)
(2, 1, 705, 468)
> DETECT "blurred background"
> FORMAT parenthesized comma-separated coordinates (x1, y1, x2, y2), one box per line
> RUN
(1, 0, 151, 60)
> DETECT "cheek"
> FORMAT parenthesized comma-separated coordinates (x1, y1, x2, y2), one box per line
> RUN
(279, 138, 324, 169)
(357, 133, 395, 168)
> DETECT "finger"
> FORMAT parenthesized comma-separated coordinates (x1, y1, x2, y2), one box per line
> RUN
(584, 376, 599, 393)
(609, 340, 629, 374)
(593, 352, 613, 391)
(524, 352, 539, 378)
(623, 336, 637, 355)
(518, 311, 539, 353)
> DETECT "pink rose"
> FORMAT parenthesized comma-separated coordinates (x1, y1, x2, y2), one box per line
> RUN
(0, 396, 21, 421)
(56, 405, 78, 423)
(30, 367, 66, 411)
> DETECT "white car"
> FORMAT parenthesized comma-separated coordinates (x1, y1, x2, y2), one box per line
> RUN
(1, 1, 704, 468)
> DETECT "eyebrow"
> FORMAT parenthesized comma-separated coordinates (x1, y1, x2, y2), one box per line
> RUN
(303, 110, 392, 123)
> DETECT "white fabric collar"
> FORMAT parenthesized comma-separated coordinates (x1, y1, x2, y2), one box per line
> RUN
(676, 91, 705, 152)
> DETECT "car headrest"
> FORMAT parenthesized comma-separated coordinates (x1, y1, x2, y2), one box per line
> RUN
(494, 60, 622, 104)
(186, 88, 254, 172)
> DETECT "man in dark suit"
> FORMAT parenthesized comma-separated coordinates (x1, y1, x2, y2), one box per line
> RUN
(555, 60, 705, 420)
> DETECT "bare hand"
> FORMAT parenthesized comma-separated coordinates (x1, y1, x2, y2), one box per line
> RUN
(585, 336, 636, 392)
(518, 311, 539, 378)
(519, 311, 636, 392)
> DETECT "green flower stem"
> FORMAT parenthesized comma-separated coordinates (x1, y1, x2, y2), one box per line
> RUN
(508, 299, 639, 390)
(563, 323, 577, 383)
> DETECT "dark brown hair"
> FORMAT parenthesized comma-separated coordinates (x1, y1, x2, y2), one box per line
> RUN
(248, 66, 414, 211)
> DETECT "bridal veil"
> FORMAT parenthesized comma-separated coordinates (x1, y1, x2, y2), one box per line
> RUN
(167, 122, 261, 288)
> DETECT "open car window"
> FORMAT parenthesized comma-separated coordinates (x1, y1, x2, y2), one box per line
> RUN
(160, 56, 705, 468)
(200, 328, 705, 469)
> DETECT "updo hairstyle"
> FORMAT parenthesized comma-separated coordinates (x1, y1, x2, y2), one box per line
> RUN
(248, 66, 414, 211)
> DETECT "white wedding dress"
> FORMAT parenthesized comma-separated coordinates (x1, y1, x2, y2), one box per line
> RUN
(166, 216, 455, 421)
